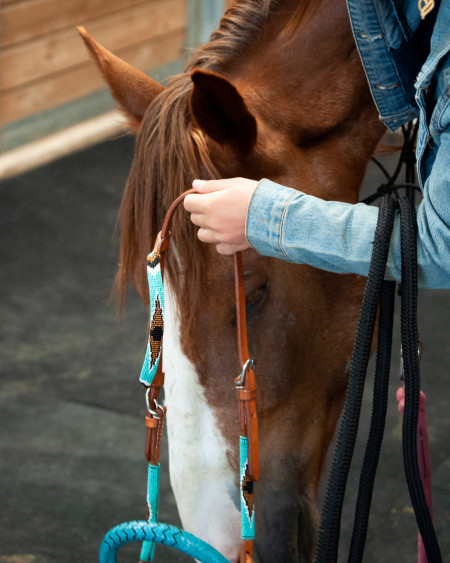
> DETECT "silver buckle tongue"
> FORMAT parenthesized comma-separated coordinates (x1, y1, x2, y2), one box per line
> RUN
(236, 358, 256, 387)
(145, 387, 164, 418)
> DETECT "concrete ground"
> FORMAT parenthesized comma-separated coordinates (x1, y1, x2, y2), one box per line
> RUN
(0, 136, 448, 562)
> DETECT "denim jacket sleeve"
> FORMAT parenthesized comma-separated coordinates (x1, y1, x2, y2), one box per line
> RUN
(246, 148, 450, 288)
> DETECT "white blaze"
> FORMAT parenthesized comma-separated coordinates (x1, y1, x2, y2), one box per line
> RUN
(163, 285, 241, 559)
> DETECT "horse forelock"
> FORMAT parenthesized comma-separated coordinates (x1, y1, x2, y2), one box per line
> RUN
(115, 0, 318, 313)
(115, 75, 211, 315)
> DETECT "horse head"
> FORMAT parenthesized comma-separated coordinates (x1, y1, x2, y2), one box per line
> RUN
(79, 1, 385, 560)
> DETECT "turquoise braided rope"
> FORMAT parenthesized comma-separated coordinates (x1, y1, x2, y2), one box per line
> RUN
(140, 463, 161, 561)
(99, 521, 229, 563)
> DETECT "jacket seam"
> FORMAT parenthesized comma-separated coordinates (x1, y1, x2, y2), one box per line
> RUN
(278, 192, 297, 259)
(245, 178, 267, 245)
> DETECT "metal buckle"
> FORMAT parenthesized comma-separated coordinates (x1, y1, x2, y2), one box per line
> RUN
(235, 358, 256, 388)
(145, 387, 164, 418)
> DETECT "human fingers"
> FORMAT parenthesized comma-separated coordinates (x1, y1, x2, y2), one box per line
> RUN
(197, 228, 218, 244)
(192, 178, 234, 193)
(184, 193, 206, 214)
(215, 240, 251, 255)
(188, 213, 205, 228)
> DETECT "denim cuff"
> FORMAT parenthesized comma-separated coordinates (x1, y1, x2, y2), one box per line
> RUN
(245, 178, 382, 277)
(245, 179, 301, 261)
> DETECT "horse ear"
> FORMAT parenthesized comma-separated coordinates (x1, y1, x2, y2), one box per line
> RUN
(77, 26, 164, 129)
(190, 69, 257, 154)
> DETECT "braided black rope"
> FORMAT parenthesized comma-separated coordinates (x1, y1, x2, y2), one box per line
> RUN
(398, 196, 442, 562)
(347, 279, 396, 562)
(315, 195, 396, 563)
(315, 194, 442, 562)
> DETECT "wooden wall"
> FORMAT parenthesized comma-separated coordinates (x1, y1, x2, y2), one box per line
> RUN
(1, 0, 188, 126)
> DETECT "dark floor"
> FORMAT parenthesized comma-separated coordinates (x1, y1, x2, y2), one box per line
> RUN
(0, 136, 448, 563)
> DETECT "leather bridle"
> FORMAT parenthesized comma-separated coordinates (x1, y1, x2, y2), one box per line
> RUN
(144, 188, 260, 563)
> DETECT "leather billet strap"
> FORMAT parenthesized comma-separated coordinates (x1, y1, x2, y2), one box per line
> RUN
(234, 252, 260, 482)
(239, 540, 254, 563)
(145, 391, 167, 466)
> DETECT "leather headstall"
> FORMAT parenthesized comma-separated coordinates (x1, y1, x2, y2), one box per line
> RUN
(145, 188, 260, 563)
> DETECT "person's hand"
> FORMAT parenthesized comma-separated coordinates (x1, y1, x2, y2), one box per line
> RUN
(184, 177, 258, 254)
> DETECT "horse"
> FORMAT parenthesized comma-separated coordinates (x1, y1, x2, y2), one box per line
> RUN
(79, 0, 387, 559)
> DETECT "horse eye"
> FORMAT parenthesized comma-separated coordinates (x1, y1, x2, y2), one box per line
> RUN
(245, 283, 268, 316)
(295, 122, 342, 148)
(231, 283, 268, 327)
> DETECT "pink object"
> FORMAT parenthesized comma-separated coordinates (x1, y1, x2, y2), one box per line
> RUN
(396, 388, 433, 563)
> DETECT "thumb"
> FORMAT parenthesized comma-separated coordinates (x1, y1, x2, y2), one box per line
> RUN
(192, 178, 230, 193)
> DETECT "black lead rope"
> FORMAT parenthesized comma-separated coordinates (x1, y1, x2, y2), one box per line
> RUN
(348, 278, 396, 561)
(398, 197, 441, 562)
(314, 195, 397, 563)
(315, 123, 442, 561)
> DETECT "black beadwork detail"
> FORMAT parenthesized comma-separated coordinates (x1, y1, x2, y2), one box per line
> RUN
(150, 325, 163, 342)
(148, 252, 160, 269)
(242, 460, 254, 519)
(149, 296, 164, 366)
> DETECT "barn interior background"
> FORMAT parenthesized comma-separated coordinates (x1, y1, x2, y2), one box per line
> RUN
(0, 1, 448, 562)
(0, 0, 226, 176)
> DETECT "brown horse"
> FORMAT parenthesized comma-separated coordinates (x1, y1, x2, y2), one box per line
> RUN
(79, 0, 386, 560)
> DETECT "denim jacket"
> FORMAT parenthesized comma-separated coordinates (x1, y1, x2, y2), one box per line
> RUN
(246, 0, 450, 288)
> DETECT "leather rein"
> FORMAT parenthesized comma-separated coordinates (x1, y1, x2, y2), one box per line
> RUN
(144, 188, 260, 563)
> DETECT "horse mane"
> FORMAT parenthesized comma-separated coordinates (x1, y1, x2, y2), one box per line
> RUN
(115, 0, 317, 319)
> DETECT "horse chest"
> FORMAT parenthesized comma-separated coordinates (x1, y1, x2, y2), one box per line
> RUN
(162, 284, 241, 559)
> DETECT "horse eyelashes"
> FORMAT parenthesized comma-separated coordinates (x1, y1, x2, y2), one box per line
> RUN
(245, 283, 269, 315)
(231, 282, 269, 327)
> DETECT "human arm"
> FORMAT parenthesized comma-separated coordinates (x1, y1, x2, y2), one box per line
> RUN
(184, 157, 449, 289)
(184, 130, 449, 289)
(246, 168, 449, 289)
(247, 128, 449, 288)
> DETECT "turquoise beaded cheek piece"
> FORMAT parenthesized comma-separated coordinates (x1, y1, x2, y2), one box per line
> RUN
(240, 436, 256, 540)
(140, 250, 165, 387)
